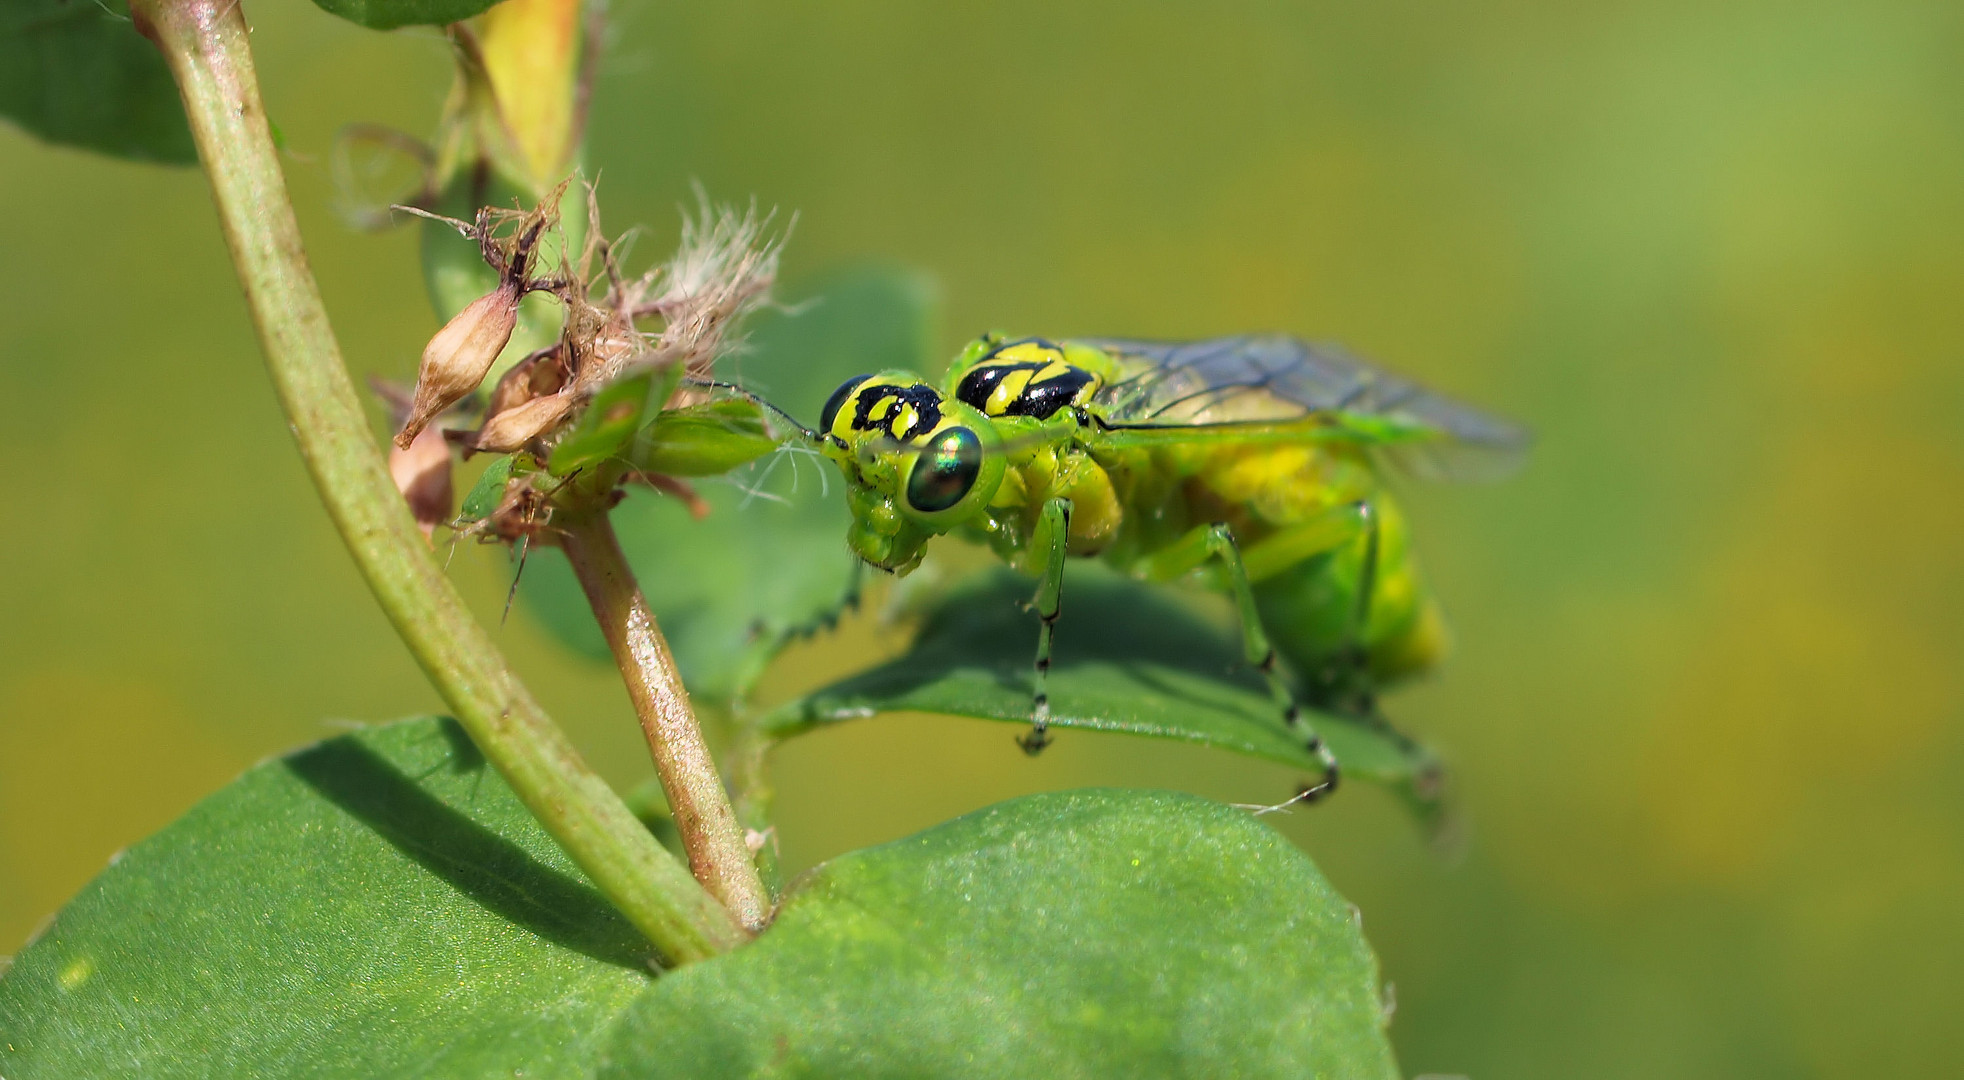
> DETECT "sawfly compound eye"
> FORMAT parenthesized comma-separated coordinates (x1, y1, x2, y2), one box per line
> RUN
(904, 427, 982, 514)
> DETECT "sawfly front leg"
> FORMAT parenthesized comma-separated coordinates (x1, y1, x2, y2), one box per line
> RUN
(767, 558, 867, 649)
(731, 558, 866, 705)
(1019, 497, 1072, 756)
(1146, 519, 1342, 803)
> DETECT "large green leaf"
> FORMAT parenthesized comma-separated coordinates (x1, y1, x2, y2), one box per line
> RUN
(1, 719, 1400, 1077)
(769, 564, 1442, 795)
(0, 0, 194, 164)
(309, 0, 500, 31)
(522, 264, 939, 698)
(602, 788, 1400, 1078)
(0, 717, 651, 1079)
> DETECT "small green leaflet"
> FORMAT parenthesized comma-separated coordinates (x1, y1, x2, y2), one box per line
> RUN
(547, 371, 674, 477)
(633, 398, 779, 477)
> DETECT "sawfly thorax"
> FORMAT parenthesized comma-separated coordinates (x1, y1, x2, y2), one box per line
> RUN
(817, 370, 1006, 574)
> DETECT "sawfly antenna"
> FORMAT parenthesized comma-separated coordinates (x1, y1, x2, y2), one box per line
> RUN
(682, 377, 818, 440)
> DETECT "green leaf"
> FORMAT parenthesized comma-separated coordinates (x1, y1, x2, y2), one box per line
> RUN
(632, 399, 780, 478)
(770, 563, 1442, 794)
(308, 0, 500, 31)
(600, 788, 1400, 1078)
(1, 722, 1398, 1076)
(0, 717, 652, 1079)
(547, 371, 672, 477)
(521, 264, 939, 698)
(0, 0, 195, 164)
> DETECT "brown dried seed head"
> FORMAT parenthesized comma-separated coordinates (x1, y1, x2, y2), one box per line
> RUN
(388, 423, 454, 541)
(482, 346, 571, 422)
(395, 282, 522, 448)
(481, 355, 539, 421)
(471, 391, 576, 453)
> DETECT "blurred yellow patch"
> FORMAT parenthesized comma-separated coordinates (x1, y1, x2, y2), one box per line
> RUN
(0, 673, 241, 941)
(478, 0, 584, 189)
(1639, 428, 1961, 885)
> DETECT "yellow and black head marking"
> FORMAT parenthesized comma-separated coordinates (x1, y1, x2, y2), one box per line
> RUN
(815, 370, 1007, 573)
(823, 377, 946, 443)
(952, 338, 1103, 421)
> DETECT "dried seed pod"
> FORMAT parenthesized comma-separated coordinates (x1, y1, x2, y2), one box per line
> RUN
(526, 347, 572, 397)
(471, 391, 576, 453)
(481, 345, 570, 422)
(388, 422, 454, 540)
(395, 282, 522, 448)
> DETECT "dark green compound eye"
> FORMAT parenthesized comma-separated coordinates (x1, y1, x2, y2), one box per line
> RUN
(905, 426, 983, 513)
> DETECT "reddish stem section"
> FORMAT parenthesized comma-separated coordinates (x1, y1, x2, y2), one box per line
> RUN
(558, 511, 772, 932)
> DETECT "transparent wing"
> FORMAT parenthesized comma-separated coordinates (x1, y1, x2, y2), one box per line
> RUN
(1080, 334, 1529, 482)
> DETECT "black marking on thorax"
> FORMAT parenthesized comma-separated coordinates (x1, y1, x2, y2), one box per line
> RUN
(851, 383, 944, 442)
(956, 361, 1097, 420)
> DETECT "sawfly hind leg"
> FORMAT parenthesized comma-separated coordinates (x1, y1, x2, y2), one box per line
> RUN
(1208, 522, 1342, 805)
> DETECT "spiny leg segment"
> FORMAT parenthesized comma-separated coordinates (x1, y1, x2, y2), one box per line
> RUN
(1209, 523, 1340, 803)
(791, 557, 867, 641)
(1259, 499, 1436, 804)
(1145, 517, 1345, 803)
(1019, 497, 1072, 755)
(731, 558, 866, 705)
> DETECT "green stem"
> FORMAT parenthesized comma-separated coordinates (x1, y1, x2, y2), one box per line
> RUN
(556, 511, 772, 932)
(130, 0, 745, 964)
(720, 712, 781, 894)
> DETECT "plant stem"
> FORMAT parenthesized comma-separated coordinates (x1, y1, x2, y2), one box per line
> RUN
(720, 712, 782, 893)
(130, 0, 745, 964)
(556, 510, 772, 932)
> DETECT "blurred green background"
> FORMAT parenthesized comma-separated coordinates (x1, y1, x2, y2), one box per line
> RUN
(4, 0, 1961, 1075)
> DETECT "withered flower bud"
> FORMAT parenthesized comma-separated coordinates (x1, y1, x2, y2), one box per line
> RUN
(471, 391, 575, 453)
(395, 282, 522, 449)
(388, 422, 454, 541)
(481, 346, 570, 423)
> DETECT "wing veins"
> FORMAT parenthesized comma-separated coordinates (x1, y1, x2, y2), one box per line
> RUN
(1076, 334, 1527, 481)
